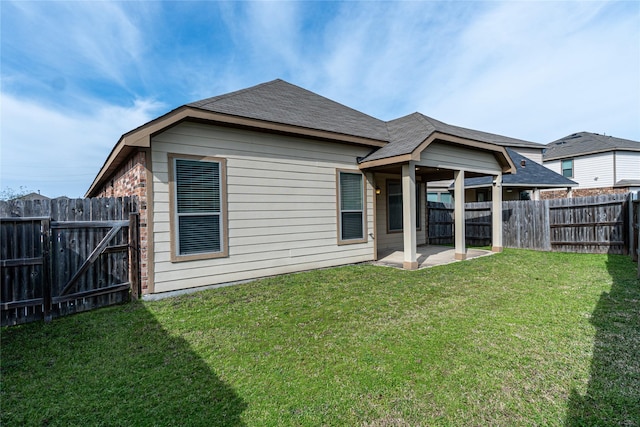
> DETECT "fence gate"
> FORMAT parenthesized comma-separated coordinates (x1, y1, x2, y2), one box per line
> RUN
(1, 197, 139, 326)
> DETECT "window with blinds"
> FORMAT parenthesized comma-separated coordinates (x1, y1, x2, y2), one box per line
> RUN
(338, 171, 365, 243)
(171, 156, 227, 260)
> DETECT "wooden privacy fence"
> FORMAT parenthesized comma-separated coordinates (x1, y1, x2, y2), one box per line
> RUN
(632, 197, 640, 278)
(428, 193, 633, 254)
(0, 197, 139, 326)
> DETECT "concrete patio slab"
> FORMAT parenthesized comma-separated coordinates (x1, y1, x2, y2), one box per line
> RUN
(373, 245, 494, 269)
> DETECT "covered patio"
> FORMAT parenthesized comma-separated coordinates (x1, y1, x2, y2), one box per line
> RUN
(373, 245, 495, 269)
(358, 113, 517, 268)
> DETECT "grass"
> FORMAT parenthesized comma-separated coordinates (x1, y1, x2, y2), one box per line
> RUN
(1, 249, 638, 426)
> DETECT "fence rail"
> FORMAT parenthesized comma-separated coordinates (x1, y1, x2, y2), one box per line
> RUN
(428, 193, 632, 255)
(1, 197, 139, 326)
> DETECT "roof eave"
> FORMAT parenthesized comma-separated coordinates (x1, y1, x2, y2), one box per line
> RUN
(86, 106, 388, 197)
(544, 146, 640, 161)
(358, 132, 517, 174)
(463, 182, 576, 190)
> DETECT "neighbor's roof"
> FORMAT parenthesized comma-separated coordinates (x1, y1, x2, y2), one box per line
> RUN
(544, 132, 640, 161)
(13, 192, 51, 201)
(614, 179, 640, 187)
(359, 113, 543, 163)
(188, 79, 390, 142)
(460, 148, 577, 189)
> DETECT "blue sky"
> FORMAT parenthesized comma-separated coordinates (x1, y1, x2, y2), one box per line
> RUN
(1, 1, 639, 198)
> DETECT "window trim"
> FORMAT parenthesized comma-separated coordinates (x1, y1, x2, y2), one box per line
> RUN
(386, 179, 422, 234)
(336, 169, 368, 245)
(561, 159, 574, 178)
(168, 153, 228, 262)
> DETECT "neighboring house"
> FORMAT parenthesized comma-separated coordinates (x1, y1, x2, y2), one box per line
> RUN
(87, 79, 519, 295)
(542, 132, 640, 198)
(456, 148, 577, 201)
(424, 123, 576, 202)
(13, 192, 51, 201)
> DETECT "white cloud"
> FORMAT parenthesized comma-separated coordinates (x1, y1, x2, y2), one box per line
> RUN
(301, 2, 480, 118)
(1, 0, 637, 203)
(0, 93, 163, 198)
(216, 1, 305, 80)
(2, 1, 150, 98)
(417, 1, 640, 142)
(296, 1, 640, 142)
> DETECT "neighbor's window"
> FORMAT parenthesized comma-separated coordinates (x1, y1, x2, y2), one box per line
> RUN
(427, 192, 439, 202)
(338, 171, 366, 243)
(387, 180, 421, 232)
(561, 159, 574, 178)
(170, 155, 227, 261)
(428, 191, 452, 203)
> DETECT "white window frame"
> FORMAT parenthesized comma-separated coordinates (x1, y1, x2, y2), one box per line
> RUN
(561, 159, 574, 178)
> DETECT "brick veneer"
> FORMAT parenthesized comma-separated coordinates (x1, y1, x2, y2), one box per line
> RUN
(541, 186, 631, 200)
(95, 150, 150, 293)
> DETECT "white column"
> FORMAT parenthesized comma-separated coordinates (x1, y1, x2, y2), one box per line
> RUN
(492, 173, 503, 252)
(402, 163, 418, 269)
(454, 169, 466, 260)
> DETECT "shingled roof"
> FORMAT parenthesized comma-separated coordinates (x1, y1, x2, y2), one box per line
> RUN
(188, 79, 389, 143)
(461, 148, 577, 189)
(88, 79, 528, 195)
(544, 132, 640, 161)
(359, 113, 542, 163)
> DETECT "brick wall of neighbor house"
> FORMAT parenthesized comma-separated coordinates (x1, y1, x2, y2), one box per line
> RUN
(541, 186, 630, 200)
(95, 150, 149, 293)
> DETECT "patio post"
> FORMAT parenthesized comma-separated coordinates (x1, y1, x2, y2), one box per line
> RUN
(454, 169, 466, 260)
(402, 162, 418, 269)
(492, 173, 503, 252)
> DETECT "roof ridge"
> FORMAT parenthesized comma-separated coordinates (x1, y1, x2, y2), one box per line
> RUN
(414, 113, 447, 128)
(188, 79, 283, 108)
(412, 112, 436, 129)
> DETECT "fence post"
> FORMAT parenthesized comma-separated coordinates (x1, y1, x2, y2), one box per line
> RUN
(543, 200, 551, 251)
(41, 218, 52, 322)
(129, 213, 140, 299)
(629, 194, 635, 260)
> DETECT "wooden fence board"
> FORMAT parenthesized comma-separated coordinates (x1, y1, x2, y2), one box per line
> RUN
(634, 198, 640, 277)
(428, 193, 631, 254)
(0, 197, 138, 326)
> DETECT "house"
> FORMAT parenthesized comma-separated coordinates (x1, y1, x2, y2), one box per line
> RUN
(421, 120, 576, 202)
(455, 148, 577, 201)
(14, 192, 51, 201)
(87, 79, 517, 295)
(542, 132, 640, 198)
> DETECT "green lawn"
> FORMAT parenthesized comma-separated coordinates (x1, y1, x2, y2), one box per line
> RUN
(1, 249, 638, 426)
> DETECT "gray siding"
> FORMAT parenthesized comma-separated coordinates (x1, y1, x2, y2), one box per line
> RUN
(419, 142, 503, 174)
(546, 153, 614, 188)
(616, 151, 640, 182)
(512, 147, 543, 164)
(150, 122, 374, 293)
